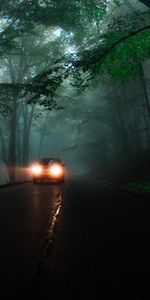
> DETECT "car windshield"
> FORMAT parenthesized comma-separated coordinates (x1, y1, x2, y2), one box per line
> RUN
(40, 158, 62, 165)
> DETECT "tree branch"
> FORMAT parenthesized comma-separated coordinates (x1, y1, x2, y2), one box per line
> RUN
(75, 24, 150, 67)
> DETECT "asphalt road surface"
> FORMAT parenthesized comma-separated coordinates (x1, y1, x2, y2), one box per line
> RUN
(0, 176, 150, 300)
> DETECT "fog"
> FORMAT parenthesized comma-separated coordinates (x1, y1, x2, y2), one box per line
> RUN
(29, 71, 150, 180)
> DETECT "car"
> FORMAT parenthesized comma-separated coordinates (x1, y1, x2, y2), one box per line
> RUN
(31, 157, 65, 184)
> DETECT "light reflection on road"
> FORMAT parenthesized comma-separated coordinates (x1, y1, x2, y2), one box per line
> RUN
(27, 184, 64, 296)
(31, 184, 63, 265)
(0, 182, 64, 299)
(48, 193, 62, 236)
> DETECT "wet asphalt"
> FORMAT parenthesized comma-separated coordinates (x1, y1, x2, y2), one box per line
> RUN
(0, 176, 150, 299)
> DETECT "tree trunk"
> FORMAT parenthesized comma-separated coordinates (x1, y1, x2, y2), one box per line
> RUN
(8, 95, 17, 182)
(139, 64, 150, 119)
(38, 112, 49, 158)
(0, 127, 7, 162)
(22, 104, 35, 166)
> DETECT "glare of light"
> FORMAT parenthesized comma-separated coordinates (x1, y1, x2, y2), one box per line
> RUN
(49, 164, 63, 177)
(31, 165, 42, 175)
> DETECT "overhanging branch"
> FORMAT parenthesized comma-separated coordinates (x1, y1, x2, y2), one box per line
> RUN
(75, 24, 150, 68)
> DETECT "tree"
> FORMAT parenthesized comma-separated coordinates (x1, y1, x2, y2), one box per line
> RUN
(6, 1, 143, 102)
(0, 0, 109, 54)
(0, 26, 71, 180)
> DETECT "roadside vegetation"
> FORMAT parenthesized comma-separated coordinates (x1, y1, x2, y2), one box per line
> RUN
(128, 181, 150, 192)
(126, 160, 150, 192)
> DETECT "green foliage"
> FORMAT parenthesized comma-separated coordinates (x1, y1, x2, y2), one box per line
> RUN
(70, 69, 95, 94)
(108, 11, 150, 34)
(113, 0, 121, 5)
(0, 102, 12, 118)
(0, 84, 22, 116)
(0, 0, 109, 54)
(128, 181, 150, 192)
(1, 0, 150, 106)
(72, 11, 150, 83)
(26, 65, 69, 108)
(100, 29, 150, 81)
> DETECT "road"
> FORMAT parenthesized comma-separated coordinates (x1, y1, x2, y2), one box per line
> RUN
(0, 177, 150, 299)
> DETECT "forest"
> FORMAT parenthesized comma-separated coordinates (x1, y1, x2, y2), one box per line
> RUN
(0, 0, 150, 184)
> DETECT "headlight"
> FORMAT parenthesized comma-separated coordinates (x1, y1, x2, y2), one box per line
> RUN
(49, 164, 63, 176)
(31, 165, 43, 175)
